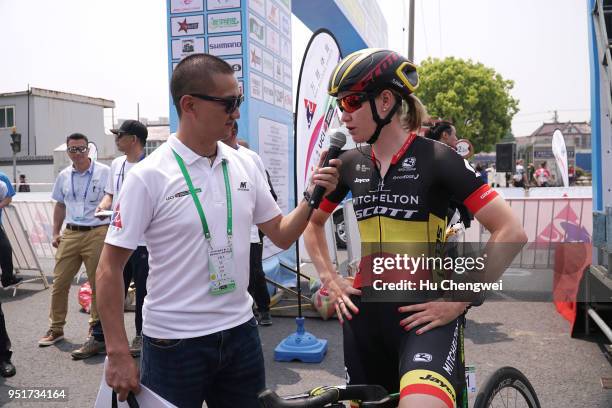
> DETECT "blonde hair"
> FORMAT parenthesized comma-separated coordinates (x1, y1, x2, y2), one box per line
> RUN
(399, 94, 429, 131)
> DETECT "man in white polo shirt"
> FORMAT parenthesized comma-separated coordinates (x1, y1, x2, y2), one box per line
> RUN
(96, 53, 340, 408)
(96, 119, 149, 357)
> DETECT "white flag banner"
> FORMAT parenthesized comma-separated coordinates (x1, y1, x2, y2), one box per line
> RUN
(294, 29, 342, 262)
(552, 129, 569, 188)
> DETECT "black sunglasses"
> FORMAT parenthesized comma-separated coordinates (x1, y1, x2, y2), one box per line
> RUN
(67, 146, 89, 153)
(189, 93, 244, 114)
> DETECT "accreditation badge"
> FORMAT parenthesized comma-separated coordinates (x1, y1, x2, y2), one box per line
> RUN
(74, 201, 86, 222)
(207, 245, 237, 295)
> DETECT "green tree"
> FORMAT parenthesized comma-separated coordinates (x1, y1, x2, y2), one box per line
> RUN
(416, 57, 519, 153)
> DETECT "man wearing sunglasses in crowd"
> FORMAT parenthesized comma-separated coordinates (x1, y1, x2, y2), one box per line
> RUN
(303, 49, 526, 408)
(39, 133, 111, 362)
(96, 53, 340, 408)
(94, 119, 150, 358)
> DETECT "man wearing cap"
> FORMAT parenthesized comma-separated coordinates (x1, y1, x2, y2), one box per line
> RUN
(38, 133, 110, 361)
(95, 119, 149, 357)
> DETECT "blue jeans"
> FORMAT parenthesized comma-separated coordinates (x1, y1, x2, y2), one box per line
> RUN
(141, 317, 265, 408)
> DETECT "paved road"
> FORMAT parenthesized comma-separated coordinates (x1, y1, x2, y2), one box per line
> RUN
(0, 261, 610, 407)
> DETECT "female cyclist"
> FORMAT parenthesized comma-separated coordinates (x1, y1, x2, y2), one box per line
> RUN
(303, 48, 527, 408)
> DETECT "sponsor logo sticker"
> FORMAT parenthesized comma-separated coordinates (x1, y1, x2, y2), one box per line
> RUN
(413, 353, 433, 363)
(304, 99, 317, 128)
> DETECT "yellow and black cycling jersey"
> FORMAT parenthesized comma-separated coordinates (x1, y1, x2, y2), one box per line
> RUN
(320, 133, 497, 288)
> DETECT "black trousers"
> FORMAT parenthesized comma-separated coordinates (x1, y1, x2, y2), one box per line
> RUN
(0, 226, 14, 283)
(248, 243, 270, 313)
(123, 246, 149, 335)
(92, 246, 149, 341)
(0, 302, 12, 362)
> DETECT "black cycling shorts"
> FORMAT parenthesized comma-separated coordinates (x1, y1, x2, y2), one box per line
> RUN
(343, 294, 466, 408)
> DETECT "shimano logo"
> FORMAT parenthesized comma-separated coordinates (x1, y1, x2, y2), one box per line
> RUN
(354, 178, 370, 183)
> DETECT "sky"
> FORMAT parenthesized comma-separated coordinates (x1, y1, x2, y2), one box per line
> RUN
(0, 0, 590, 138)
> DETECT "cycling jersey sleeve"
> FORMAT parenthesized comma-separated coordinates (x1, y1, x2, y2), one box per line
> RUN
(435, 145, 498, 215)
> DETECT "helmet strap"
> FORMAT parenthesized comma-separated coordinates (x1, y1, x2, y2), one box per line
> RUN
(366, 97, 401, 145)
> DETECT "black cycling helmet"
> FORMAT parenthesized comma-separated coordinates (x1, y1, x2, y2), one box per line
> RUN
(328, 49, 419, 145)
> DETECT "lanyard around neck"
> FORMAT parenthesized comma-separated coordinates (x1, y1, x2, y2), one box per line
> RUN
(172, 149, 232, 241)
(117, 152, 146, 192)
(71, 161, 95, 201)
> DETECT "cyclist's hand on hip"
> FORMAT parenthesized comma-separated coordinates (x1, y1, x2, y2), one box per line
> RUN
(398, 301, 469, 335)
(323, 273, 361, 324)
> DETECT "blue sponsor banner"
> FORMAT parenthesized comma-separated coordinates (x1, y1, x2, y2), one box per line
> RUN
(167, 0, 293, 258)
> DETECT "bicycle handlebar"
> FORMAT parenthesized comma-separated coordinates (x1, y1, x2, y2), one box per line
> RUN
(258, 384, 397, 408)
(258, 387, 340, 407)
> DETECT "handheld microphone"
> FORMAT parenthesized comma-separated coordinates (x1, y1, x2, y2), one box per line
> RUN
(307, 128, 347, 209)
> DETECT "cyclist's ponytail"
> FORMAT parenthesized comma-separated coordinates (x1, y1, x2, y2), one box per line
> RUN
(399, 94, 429, 132)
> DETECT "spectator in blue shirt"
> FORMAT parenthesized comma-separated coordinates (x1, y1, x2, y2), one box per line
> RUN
(0, 171, 18, 378)
(0, 171, 22, 287)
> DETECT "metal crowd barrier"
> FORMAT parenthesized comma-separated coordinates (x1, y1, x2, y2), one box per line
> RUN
(343, 195, 593, 270)
(2, 205, 49, 295)
(9, 200, 57, 259)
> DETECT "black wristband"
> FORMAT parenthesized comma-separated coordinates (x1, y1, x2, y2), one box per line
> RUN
(303, 189, 312, 203)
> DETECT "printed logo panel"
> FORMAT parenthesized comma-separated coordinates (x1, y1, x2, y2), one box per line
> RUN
(280, 12, 291, 37)
(266, 0, 280, 28)
(249, 14, 266, 44)
(281, 37, 291, 62)
(283, 88, 292, 112)
(263, 78, 275, 104)
(266, 26, 280, 54)
(282, 62, 292, 87)
(274, 84, 284, 108)
(250, 73, 263, 100)
(208, 11, 242, 33)
(263, 50, 274, 78)
(207, 0, 241, 11)
(171, 15, 205, 36)
(171, 37, 205, 59)
(274, 58, 283, 82)
(170, 0, 204, 13)
(208, 34, 242, 56)
(224, 57, 243, 78)
(249, 44, 263, 72)
(249, 0, 265, 17)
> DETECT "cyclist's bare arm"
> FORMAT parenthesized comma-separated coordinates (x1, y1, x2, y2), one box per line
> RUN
(474, 195, 528, 281)
(304, 209, 361, 322)
(399, 196, 527, 335)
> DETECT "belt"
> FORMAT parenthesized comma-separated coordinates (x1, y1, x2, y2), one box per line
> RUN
(65, 224, 107, 232)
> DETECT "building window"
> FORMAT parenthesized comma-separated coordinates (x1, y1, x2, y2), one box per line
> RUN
(145, 140, 164, 156)
(0, 106, 15, 129)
